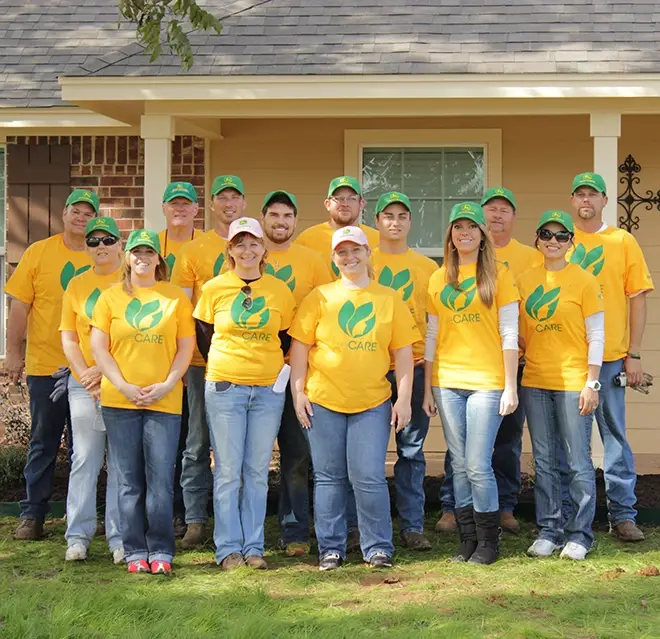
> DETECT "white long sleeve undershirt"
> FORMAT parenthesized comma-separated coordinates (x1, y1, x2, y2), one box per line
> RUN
(585, 311, 605, 366)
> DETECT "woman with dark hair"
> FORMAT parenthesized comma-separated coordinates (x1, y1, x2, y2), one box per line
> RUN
(424, 202, 520, 565)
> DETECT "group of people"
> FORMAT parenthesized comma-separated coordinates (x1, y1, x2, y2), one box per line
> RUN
(5, 169, 652, 573)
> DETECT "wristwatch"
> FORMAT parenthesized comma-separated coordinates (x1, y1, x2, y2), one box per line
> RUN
(586, 380, 602, 391)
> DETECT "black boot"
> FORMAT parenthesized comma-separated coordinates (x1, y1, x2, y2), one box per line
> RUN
(452, 506, 477, 562)
(468, 510, 500, 565)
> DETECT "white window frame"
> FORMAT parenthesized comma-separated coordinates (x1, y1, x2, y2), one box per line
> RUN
(344, 129, 502, 258)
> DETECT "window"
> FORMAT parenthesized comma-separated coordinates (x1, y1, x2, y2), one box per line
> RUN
(0, 144, 5, 358)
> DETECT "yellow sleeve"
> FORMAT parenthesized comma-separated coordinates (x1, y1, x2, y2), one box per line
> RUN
(171, 246, 196, 289)
(390, 294, 422, 350)
(280, 287, 297, 331)
(192, 283, 216, 324)
(59, 288, 77, 332)
(623, 232, 654, 296)
(314, 253, 333, 287)
(90, 291, 112, 334)
(496, 265, 521, 308)
(295, 227, 313, 249)
(426, 272, 441, 315)
(4, 244, 38, 305)
(176, 293, 196, 338)
(582, 274, 605, 317)
(288, 289, 320, 345)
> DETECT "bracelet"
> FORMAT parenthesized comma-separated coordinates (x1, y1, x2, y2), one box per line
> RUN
(627, 352, 641, 360)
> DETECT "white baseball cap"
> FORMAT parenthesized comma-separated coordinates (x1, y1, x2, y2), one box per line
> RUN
(331, 226, 369, 251)
(227, 217, 264, 241)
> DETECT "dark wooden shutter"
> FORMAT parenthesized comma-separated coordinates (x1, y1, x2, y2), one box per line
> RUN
(7, 144, 71, 264)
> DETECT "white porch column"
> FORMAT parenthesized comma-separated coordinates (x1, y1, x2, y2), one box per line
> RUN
(140, 115, 175, 231)
(590, 113, 621, 227)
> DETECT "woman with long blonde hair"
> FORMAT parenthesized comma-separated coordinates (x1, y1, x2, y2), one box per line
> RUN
(423, 202, 520, 565)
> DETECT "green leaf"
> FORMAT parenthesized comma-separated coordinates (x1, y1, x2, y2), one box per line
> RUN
(539, 298, 559, 322)
(531, 286, 561, 320)
(392, 269, 410, 291)
(570, 243, 586, 266)
(331, 262, 340, 277)
(230, 293, 245, 326)
(135, 300, 162, 331)
(440, 284, 454, 309)
(287, 278, 296, 293)
(265, 263, 276, 276)
(249, 296, 267, 316)
(525, 285, 544, 319)
(352, 314, 376, 339)
(255, 308, 270, 330)
(378, 266, 394, 287)
(213, 253, 225, 277)
(583, 246, 604, 269)
(60, 262, 76, 291)
(402, 281, 414, 302)
(125, 298, 142, 328)
(75, 265, 91, 277)
(449, 277, 476, 311)
(592, 259, 604, 276)
(84, 288, 102, 320)
(276, 265, 293, 282)
(165, 253, 176, 273)
(338, 300, 355, 335)
(347, 302, 374, 336)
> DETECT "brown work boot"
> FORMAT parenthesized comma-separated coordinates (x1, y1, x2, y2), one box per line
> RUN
(435, 511, 457, 533)
(173, 517, 187, 539)
(13, 519, 43, 541)
(401, 531, 432, 551)
(611, 520, 645, 542)
(181, 523, 207, 549)
(95, 520, 105, 537)
(220, 553, 246, 571)
(500, 511, 520, 535)
(346, 528, 361, 553)
(244, 555, 268, 570)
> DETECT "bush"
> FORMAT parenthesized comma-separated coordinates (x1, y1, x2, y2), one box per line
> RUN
(0, 377, 31, 448)
(0, 445, 26, 493)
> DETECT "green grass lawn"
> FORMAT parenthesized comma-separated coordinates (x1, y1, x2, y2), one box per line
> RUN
(1, 515, 659, 638)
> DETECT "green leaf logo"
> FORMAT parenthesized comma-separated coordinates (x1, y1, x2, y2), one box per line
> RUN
(331, 261, 340, 277)
(439, 277, 477, 312)
(337, 300, 377, 338)
(230, 292, 270, 330)
(84, 288, 102, 320)
(60, 262, 91, 291)
(165, 253, 176, 273)
(213, 253, 225, 277)
(124, 298, 164, 331)
(524, 285, 561, 322)
(378, 266, 414, 301)
(265, 263, 296, 292)
(570, 243, 604, 276)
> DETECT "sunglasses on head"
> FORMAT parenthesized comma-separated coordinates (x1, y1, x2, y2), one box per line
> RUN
(537, 228, 573, 243)
(86, 236, 119, 248)
(240, 285, 253, 310)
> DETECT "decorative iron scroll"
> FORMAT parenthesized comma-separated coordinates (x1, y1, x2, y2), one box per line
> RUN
(617, 154, 660, 233)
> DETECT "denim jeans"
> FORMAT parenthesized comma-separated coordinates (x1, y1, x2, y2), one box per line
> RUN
(304, 401, 394, 561)
(440, 366, 524, 514)
(181, 366, 212, 524)
(387, 366, 430, 534)
(278, 386, 311, 545)
(65, 378, 121, 551)
(20, 375, 72, 522)
(522, 386, 595, 549)
(102, 407, 181, 564)
(433, 387, 503, 513)
(173, 386, 189, 521)
(205, 382, 285, 563)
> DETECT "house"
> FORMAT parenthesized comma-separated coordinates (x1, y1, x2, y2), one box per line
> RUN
(2, 0, 660, 472)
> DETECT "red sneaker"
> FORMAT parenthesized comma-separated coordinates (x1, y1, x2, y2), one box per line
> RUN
(150, 560, 172, 575)
(127, 560, 150, 573)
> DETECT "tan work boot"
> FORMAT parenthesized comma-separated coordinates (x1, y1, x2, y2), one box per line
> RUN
(220, 553, 245, 570)
(401, 531, 432, 551)
(500, 511, 520, 534)
(181, 523, 207, 549)
(14, 519, 43, 541)
(244, 555, 268, 570)
(435, 511, 457, 533)
(611, 520, 645, 542)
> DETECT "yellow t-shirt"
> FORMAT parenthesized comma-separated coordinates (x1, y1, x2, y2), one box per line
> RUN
(296, 222, 379, 279)
(170, 230, 228, 366)
(59, 267, 122, 382)
(372, 247, 437, 364)
(5, 234, 93, 376)
(289, 280, 420, 414)
(496, 239, 543, 282)
(265, 243, 332, 306)
(91, 282, 195, 414)
(427, 262, 520, 390)
(519, 263, 604, 391)
(193, 271, 296, 386)
(158, 229, 197, 276)
(570, 226, 654, 361)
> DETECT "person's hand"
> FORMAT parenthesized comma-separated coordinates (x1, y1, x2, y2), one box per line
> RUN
(499, 387, 518, 416)
(80, 366, 102, 390)
(294, 392, 314, 429)
(579, 386, 599, 416)
(119, 382, 148, 405)
(137, 382, 174, 406)
(90, 385, 101, 402)
(624, 356, 643, 387)
(423, 391, 437, 418)
(391, 398, 412, 433)
(6, 351, 24, 385)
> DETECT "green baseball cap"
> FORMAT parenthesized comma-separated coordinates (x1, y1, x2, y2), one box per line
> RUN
(376, 191, 412, 215)
(85, 216, 120, 239)
(536, 210, 574, 233)
(262, 190, 298, 211)
(327, 176, 362, 198)
(448, 202, 487, 226)
(211, 175, 245, 197)
(65, 189, 99, 213)
(481, 186, 516, 210)
(163, 181, 197, 203)
(572, 172, 607, 195)
(125, 229, 161, 253)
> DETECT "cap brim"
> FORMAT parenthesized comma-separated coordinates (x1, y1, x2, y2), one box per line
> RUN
(164, 194, 195, 203)
(481, 195, 515, 209)
(572, 181, 605, 194)
(70, 198, 98, 212)
(213, 185, 244, 196)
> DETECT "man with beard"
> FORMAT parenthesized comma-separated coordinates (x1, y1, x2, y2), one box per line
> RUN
(261, 190, 332, 556)
(170, 175, 246, 548)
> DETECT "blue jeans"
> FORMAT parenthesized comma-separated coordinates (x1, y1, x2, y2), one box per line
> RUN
(181, 366, 212, 524)
(173, 386, 189, 521)
(387, 367, 430, 534)
(20, 375, 72, 522)
(278, 386, 311, 545)
(304, 401, 394, 561)
(102, 407, 181, 564)
(441, 366, 524, 514)
(65, 378, 121, 551)
(205, 382, 285, 563)
(433, 387, 503, 513)
(522, 387, 596, 549)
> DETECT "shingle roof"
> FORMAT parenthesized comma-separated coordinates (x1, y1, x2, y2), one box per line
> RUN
(2, 0, 660, 108)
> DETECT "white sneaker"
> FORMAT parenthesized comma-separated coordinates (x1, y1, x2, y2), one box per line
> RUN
(527, 539, 561, 557)
(112, 547, 125, 565)
(65, 543, 88, 561)
(560, 542, 588, 561)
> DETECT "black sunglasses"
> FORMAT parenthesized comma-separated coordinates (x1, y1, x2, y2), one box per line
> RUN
(86, 236, 119, 248)
(537, 228, 573, 243)
(240, 285, 253, 310)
